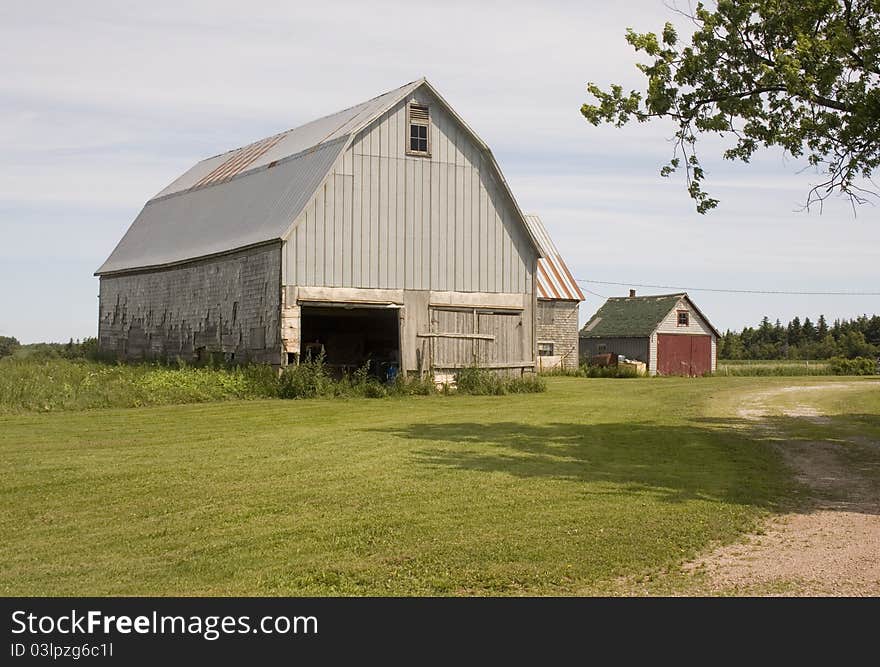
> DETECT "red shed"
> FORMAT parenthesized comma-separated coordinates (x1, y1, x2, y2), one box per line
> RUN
(579, 292, 720, 376)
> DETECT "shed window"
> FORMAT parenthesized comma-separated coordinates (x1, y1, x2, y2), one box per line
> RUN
(677, 311, 689, 326)
(407, 103, 430, 156)
(538, 342, 554, 357)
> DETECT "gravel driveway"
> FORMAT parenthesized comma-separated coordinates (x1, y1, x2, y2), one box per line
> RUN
(684, 383, 880, 596)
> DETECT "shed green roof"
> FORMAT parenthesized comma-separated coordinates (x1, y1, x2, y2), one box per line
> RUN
(579, 293, 686, 338)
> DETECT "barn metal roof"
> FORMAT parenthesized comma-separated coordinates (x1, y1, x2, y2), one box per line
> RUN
(523, 215, 584, 301)
(97, 78, 544, 276)
(96, 80, 423, 275)
(152, 81, 423, 201)
(96, 139, 346, 274)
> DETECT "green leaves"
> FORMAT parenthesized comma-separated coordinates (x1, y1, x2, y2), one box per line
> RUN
(581, 83, 642, 127)
(582, 0, 880, 213)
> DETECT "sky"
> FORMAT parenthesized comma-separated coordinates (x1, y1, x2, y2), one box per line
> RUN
(1, 0, 878, 343)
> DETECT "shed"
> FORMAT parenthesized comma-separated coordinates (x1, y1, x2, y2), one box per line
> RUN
(523, 214, 584, 371)
(95, 78, 549, 377)
(579, 292, 719, 376)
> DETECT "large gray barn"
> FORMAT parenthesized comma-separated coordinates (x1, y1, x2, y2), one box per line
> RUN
(96, 79, 550, 377)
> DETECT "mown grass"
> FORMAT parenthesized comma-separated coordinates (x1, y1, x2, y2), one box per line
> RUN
(0, 376, 817, 596)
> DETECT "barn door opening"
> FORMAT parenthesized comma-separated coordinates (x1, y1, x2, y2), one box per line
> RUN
(299, 305, 401, 380)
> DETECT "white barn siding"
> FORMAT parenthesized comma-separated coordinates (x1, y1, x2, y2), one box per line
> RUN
(655, 297, 715, 336)
(283, 90, 535, 295)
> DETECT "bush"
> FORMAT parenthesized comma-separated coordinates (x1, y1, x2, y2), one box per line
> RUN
(580, 364, 640, 378)
(279, 358, 422, 399)
(392, 373, 435, 396)
(0, 358, 280, 413)
(278, 354, 332, 399)
(0, 356, 547, 413)
(828, 356, 878, 376)
(454, 366, 546, 395)
(0, 336, 20, 359)
(506, 374, 547, 393)
(456, 366, 504, 395)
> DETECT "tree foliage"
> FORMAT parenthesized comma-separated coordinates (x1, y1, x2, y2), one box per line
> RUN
(719, 312, 880, 359)
(582, 0, 880, 212)
(0, 336, 20, 359)
(1, 337, 98, 362)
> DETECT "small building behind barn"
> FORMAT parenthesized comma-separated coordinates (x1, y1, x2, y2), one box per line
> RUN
(523, 215, 584, 371)
(95, 78, 550, 377)
(579, 292, 719, 376)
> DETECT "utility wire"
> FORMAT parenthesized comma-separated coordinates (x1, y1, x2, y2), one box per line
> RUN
(581, 287, 608, 299)
(576, 279, 880, 297)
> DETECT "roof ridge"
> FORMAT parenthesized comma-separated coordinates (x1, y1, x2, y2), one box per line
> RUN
(199, 78, 425, 163)
(607, 292, 686, 300)
(147, 137, 348, 205)
(154, 79, 424, 200)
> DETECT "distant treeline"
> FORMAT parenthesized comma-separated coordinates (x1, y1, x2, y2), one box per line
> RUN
(0, 336, 99, 361)
(4, 319, 879, 366)
(719, 315, 880, 360)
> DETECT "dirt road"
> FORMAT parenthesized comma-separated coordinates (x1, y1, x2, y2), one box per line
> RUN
(685, 382, 880, 596)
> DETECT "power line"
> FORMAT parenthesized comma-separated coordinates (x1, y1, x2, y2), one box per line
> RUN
(581, 287, 608, 299)
(576, 279, 880, 297)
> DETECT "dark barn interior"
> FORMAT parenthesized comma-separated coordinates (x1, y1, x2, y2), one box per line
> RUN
(299, 305, 401, 379)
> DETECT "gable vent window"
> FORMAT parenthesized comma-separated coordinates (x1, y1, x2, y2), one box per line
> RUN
(407, 103, 430, 156)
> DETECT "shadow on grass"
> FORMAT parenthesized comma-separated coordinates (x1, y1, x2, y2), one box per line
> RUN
(375, 420, 791, 509)
(695, 413, 880, 515)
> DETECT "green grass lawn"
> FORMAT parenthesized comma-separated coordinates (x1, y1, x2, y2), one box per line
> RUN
(750, 380, 880, 490)
(3, 376, 874, 596)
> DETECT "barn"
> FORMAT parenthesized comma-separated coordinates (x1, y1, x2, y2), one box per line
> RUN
(523, 215, 584, 371)
(579, 292, 719, 376)
(95, 78, 549, 377)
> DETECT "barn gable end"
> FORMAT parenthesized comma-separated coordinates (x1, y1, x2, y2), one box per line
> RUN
(282, 84, 538, 294)
(278, 82, 542, 373)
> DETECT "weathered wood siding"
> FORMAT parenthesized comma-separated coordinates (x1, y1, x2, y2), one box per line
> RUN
(655, 297, 715, 336)
(402, 291, 534, 373)
(536, 299, 580, 371)
(282, 88, 536, 295)
(98, 244, 282, 365)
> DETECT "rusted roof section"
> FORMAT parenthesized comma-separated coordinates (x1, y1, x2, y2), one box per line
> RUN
(523, 214, 584, 301)
(189, 132, 289, 191)
(96, 139, 346, 275)
(153, 79, 423, 200)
